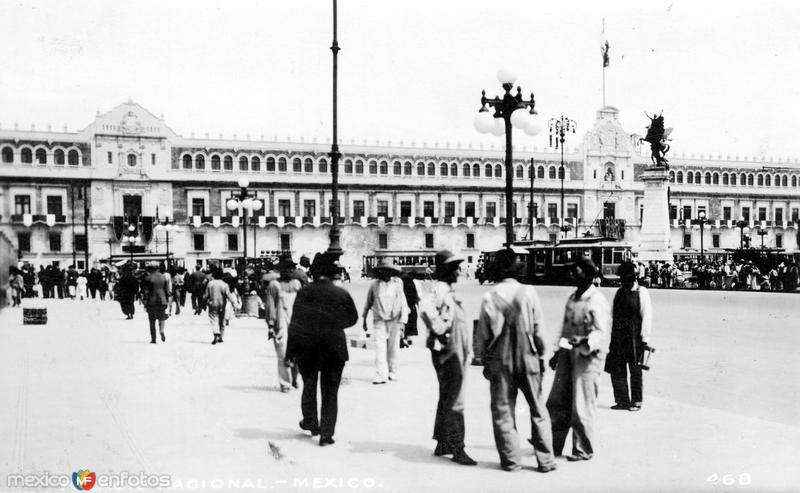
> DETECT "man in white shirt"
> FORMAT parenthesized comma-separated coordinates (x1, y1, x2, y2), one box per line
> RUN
(546, 257, 611, 462)
(362, 260, 409, 384)
(605, 261, 653, 412)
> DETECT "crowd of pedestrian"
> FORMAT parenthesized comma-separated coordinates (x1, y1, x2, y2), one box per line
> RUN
(637, 258, 800, 291)
(5, 250, 662, 473)
(8, 263, 116, 304)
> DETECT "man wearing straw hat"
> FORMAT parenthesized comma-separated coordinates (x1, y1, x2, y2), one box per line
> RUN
(266, 255, 303, 392)
(362, 259, 409, 384)
(419, 250, 476, 466)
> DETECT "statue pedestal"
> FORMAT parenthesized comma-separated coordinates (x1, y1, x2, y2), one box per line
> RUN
(636, 167, 673, 262)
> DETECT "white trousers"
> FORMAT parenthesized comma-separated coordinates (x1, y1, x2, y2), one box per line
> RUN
(373, 319, 402, 380)
(273, 336, 297, 388)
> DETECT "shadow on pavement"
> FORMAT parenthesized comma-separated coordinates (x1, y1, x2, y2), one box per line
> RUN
(233, 427, 302, 441)
(348, 440, 497, 470)
(225, 384, 286, 393)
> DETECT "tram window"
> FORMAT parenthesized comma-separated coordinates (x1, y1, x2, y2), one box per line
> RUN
(603, 249, 613, 264)
(613, 250, 624, 264)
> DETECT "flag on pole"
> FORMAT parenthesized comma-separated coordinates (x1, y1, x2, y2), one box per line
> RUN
(601, 17, 610, 67)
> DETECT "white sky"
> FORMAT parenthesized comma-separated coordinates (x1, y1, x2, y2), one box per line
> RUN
(2, 0, 799, 160)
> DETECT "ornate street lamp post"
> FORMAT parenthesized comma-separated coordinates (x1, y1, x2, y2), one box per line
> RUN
(124, 224, 137, 265)
(736, 216, 749, 249)
(326, 0, 343, 258)
(226, 178, 263, 262)
(757, 227, 768, 249)
(528, 157, 536, 239)
(155, 219, 179, 269)
(474, 68, 543, 246)
(693, 210, 708, 261)
(549, 116, 576, 237)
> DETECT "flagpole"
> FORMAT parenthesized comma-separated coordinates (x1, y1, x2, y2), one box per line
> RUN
(602, 18, 606, 107)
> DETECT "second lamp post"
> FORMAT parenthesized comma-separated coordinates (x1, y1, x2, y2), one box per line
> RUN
(692, 210, 708, 261)
(124, 224, 137, 265)
(155, 219, 179, 269)
(226, 178, 262, 262)
(550, 115, 576, 237)
(474, 68, 543, 246)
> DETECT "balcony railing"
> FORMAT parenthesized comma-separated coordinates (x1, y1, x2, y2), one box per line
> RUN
(599, 218, 626, 239)
(10, 214, 67, 224)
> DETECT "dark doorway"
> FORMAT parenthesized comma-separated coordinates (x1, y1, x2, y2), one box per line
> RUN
(123, 195, 142, 218)
(603, 202, 616, 220)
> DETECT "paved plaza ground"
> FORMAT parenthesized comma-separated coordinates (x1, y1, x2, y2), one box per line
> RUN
(1, 280, 798, 492)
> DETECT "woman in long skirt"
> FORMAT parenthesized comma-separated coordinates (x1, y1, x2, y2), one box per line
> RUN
(116, 268, 139, 319)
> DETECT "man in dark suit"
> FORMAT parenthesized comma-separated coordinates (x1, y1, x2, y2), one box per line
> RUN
(286, 253, 358, 446)
(190, 265, 208, 314)
(143, 261, 171, 343)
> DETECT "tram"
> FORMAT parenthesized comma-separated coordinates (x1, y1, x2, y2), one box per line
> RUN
(478, 237, 632, 286)
(477, 241, 548, 284)
(362, 250, 437, 279)
(527, 237, 632, 285)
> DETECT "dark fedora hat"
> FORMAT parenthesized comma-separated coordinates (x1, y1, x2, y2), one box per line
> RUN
(277, 257, 297, 271)
(617, 260, 637, 280)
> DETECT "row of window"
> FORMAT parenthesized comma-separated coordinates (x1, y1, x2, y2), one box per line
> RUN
(681, 232, 784, 249)
(17, 232, 85, 252)
(179, 153, 573, 180)
(669, 204, 800, 223)
(190, 232, 293, 253)
(191, 231, 477, 253)
(1, 146, 83, 165)
(12, 195, 65, 215)
(188, 196, 579, 220)
(669, 170, 800, 188)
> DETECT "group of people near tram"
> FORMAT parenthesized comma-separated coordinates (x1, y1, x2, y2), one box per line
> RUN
(322, 250, 652, 471)
(639, 258, 799, 291)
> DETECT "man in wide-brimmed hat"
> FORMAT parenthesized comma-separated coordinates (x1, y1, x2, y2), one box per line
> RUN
(362, 259, 409, 384)
(419, 250, 477, 466)
(266, 255, 303, 392)
(546, 256, 610, 462)
(287, 252, 358, 446)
